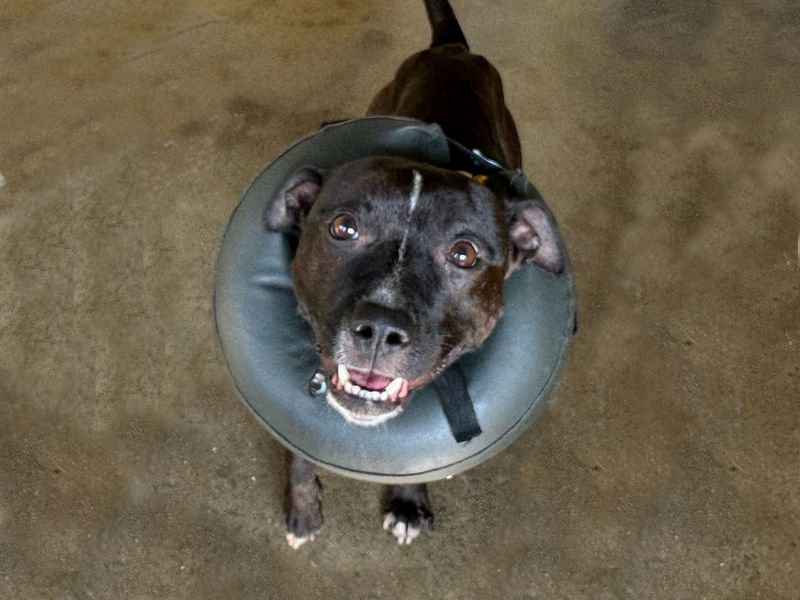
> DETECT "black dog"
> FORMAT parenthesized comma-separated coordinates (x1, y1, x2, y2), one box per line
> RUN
(265, 0, 564, 547)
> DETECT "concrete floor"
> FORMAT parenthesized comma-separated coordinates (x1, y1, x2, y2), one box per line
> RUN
(1, 0, 799, 598)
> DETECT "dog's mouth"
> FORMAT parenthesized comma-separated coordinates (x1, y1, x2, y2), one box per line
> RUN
(325, 364, 412, 426)
(333, 364, 409, 403)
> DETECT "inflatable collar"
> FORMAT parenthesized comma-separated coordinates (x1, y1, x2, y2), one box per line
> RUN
(214, 117, 576, 484)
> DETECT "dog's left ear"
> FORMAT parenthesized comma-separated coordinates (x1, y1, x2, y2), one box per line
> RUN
(264, 167, 325, 233)
(507, 199, 564, 274)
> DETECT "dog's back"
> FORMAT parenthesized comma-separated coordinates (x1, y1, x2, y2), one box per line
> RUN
(367, 0, 522, 168)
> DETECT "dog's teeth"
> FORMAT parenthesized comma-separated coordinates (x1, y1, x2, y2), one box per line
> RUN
(385, 377, 404, 401)
(343, 375, 396, 402)
(356, 389, 380, 402)
(385, 377, 403, 397)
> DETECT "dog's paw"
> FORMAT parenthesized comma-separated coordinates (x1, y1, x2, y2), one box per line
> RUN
(286, 505, 323, 550)
(286, 530, 315, 550)
(382, 499, 434, 545)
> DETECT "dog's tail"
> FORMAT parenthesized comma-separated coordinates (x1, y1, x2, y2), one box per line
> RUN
(423, 0, 469, 50)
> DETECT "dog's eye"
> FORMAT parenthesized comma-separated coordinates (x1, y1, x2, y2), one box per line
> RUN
(329, 213, 359, 240)
(447, 240, 479, 268)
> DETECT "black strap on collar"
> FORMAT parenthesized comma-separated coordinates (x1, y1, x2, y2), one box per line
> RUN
(431, 363, 482, 443)
(445, 136, 545, 204)
(432, 134, 579, 440)
(445, 137, 506, 175)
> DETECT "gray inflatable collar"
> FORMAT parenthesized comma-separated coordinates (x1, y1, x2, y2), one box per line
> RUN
(214, 117, 576, 484)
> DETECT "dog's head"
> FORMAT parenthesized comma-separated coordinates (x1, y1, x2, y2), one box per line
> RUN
(265, 156, 564, 426)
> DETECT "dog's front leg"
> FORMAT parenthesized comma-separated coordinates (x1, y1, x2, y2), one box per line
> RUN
(285, 453, 323, 549)
(382, 484, 434, 545)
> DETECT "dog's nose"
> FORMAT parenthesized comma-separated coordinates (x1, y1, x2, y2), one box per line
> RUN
(351, 302, 411, 352)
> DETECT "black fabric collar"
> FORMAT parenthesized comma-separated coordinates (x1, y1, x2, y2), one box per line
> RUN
(431, 363, 482, 443)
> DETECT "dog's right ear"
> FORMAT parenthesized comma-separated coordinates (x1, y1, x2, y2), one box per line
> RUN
(263, 167, 324, 233)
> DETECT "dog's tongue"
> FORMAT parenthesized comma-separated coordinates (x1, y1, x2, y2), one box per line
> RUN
(348, 369, 393, 391)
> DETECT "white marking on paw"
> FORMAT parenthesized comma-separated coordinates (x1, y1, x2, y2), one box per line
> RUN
(383, 512, 421, 545)
(286, 532, 315, 549)
(0, 172, 5, 187)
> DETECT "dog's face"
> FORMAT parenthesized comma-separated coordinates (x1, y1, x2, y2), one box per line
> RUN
(265, 156, 563, 426)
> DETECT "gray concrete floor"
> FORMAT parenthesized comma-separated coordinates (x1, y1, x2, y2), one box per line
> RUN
(1, 1, 799, 598)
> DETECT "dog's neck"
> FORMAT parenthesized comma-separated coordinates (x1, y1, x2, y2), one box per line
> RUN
(367, 44, 522, 169)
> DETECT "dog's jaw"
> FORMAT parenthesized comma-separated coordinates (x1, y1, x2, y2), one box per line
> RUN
(324, 364, 410, 426)
(325, 390, 404, 426)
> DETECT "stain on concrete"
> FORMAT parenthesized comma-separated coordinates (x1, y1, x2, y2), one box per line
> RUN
(607, 0, 721, 59)
(217, 95, 275, 148)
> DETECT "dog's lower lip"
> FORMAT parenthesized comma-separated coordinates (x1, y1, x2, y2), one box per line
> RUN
(325, 389, 405, 426)
(325, 380, 406, 426)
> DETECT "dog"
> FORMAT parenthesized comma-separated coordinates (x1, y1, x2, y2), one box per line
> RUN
(264, 0, 565, 547)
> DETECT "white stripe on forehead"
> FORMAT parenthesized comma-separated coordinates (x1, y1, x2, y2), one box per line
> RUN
(396, 170, 423, 266)
(409, 169, 423, 214)
(368, 170, 424, 307)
